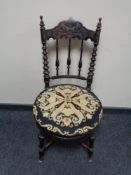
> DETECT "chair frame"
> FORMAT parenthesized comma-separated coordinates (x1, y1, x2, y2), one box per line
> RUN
(36, 16, 102, 162)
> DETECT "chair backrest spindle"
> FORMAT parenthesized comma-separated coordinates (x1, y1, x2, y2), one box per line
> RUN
(55, 39, 59, 76)
(67, 39, 71, 75)
(78, 40, 84, 76)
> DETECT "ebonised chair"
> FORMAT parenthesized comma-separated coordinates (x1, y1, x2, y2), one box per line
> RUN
(33, 16, 103, 162)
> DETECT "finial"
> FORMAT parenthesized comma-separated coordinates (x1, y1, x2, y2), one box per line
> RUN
(99, 17, 102, 22)
(40, 16, 43, 20)
(40, 15, 45, 29)
(94, 17, 102, 44)
(96, 17, 102, 31)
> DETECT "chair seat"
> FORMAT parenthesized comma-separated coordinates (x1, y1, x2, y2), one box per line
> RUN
(33, 84, 103, 137)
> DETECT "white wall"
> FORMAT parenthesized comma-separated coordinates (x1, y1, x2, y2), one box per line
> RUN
(0, 0, 131, 107)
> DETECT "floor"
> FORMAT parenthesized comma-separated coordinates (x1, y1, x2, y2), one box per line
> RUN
(0, 108, 130, 175)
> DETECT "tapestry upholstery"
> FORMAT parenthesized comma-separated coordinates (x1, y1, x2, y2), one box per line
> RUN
(33, 84, 103, 137)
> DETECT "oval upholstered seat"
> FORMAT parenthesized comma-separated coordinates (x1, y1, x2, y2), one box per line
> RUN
(33, 84, 103, 137)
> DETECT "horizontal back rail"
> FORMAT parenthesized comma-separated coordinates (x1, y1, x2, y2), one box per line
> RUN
(50, 75, 87, 80)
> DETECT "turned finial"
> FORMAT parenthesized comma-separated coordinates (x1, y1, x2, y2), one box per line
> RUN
(96, 18, 102, 31)
(40, 16, 45, 29)
(40, 15, 43, 20)
(94, 17, 102, 44)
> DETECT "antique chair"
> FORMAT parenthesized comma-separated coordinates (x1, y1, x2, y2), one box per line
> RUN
(33, 16, 103, 162)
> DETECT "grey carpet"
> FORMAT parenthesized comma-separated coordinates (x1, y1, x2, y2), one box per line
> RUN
(0, 108, 130, 175)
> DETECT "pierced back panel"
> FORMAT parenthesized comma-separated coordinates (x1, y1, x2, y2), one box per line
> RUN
(40, 16, 102, 89)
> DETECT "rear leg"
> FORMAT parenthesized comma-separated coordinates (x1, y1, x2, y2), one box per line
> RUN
(81, 135, 96, 162)
(38, 134, 53, 162)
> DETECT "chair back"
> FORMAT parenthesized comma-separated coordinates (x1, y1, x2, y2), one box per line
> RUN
(40, 16, 102, 89)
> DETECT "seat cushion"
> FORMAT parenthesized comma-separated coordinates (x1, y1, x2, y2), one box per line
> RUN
(33, 84, 103, 137)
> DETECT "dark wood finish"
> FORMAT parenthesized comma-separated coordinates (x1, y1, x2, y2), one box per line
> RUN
(40, 17, 102, 90)
(55, 39, 59, 76)
(78, 40, 84, 76)
(87, 44, 97, 89)
(50, 75, 87, 80)
(67, 39, 71, 75)
(42, 19, 95, 41)
(38, 139, 53, 161)
(87, 18, 102, 89)
(82, 136, 95, 162)
(38, 135, 53, 162)
(37, 123, 53, 161)
(40, 16, 50, 89)
(38, 16, 102, 162)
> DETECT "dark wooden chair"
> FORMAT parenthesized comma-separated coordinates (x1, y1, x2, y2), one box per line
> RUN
(33, 16, 103, 162)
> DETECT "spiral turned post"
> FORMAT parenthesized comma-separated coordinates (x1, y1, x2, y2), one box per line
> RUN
(40, 16, 50, 89)
(87, 18, 102, 90)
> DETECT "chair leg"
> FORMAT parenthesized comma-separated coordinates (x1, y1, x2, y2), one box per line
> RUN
(81, 135, 95, 162)
(38, 134, 45, 161)
(88, 136, 95, 162)
(38, 133, 53, 162)
(36, 122, 54, 162)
